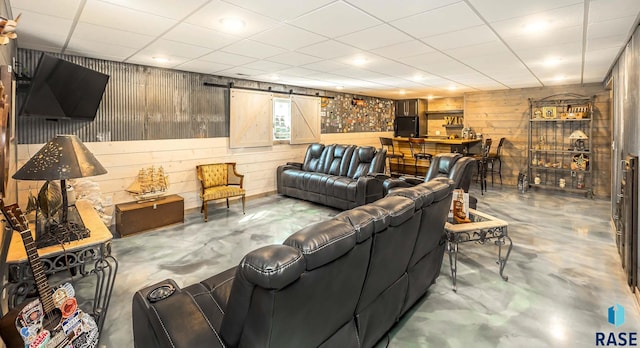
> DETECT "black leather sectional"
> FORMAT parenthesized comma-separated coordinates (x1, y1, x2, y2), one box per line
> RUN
(276, 143, 387, 210)
(132, 180, 454, 348)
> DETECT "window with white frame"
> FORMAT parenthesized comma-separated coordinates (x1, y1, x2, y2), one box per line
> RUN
(273, 98, 291, 141)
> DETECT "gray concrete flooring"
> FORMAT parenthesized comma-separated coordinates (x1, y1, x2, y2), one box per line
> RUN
(96, 185, 640, 348)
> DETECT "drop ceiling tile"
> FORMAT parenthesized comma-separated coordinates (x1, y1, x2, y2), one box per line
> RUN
(504, 25, 582, 52)
(217, 66, 267, 77)
(64, 48, 131, 62)
(402, 51, 477, 76)
(200, 51, 257, 65)
(174, 59, 234, 74)
(266, 52, 323, 66)
(161, 23, 238, 50)
(98, 0, 210, 20)
(80, 0, 177, 36)
(587, 35, 627, 52)
(467, 0, 582, 23)
(289, 2, 381, 38)
(277, 67, 320, 78)
(491, 4, 584, 39)
(221, 39, 286, 59)
(446, 41, 512, 60)
(588, 17, 637, 40)
(589, 0, 640, 23)
(71, 22, 155, 50)
(360, 58, 419, 77)
(336, 24, 414, 50)
(126, 53, 191, 68)
(345, 0, 460, 21)
(297, 40, 362, 59)
(12, 0, 82, 19)
(242, 60, 291, 73)
(421, 25, 498, 51)
(222, 0, 334, 21)
(370, 40, 435, 60)
(302, 59, 350, 72)
(391, 2, 483, 38)
(251, 25, 326, 50)
(332, 67, 391, 81)
(12, 10, 72, 48)
(140, 39, 213, 59)
(65, 37, 138, 61)
(584, 46, 620, 72)
(185, 0, 280, 37)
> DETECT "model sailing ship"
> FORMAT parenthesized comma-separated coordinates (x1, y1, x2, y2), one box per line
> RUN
(126, 166, 169, 202)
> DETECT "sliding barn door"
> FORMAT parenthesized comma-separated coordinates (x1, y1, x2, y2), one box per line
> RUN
(290, 95, 320, 145)
(229, 89, 273, 148)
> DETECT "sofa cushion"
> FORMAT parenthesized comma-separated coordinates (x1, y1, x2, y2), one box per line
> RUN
(320, 144, 355, 176)
(335, 204, 388, 243)
(201, 186, 245, 200)
(284, 219, 357, 270)
(368, 195, 415, 226)
(386, 185, 435, 210)
(302, 143, 325, 172)
(330, 177, 357, 201)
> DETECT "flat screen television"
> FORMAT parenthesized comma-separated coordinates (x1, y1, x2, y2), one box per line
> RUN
(394, 116, 420, 137)
(19, 54, 110, 120)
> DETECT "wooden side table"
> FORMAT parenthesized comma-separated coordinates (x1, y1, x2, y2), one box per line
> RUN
(2, 200, 118, 332)
(115, 194, 184, 237)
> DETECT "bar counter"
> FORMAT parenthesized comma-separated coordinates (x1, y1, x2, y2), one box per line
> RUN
(389, 137, 482, 176)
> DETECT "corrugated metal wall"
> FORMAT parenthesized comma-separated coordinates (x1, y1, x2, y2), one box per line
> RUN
(16, 49, 229, 144)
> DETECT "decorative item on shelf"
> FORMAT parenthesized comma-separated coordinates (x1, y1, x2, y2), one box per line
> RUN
(571, 153, 589, 171)
(12, 134, 108, 248)
(0, 13, 20, 45)
(559, 178, 566, 188)
(351, 97, 365, 107)
(560, 105, 587, 119)
(533, 108, 542, 119)
(534, 174, 541, 185)
(461, 127, 471, 139)
(542, 106, 556, 119)
(577, 173, 585, 189)
(126, 165, 169, 202)
(532, 153, 538, 166)
(568, 130, 588, 151)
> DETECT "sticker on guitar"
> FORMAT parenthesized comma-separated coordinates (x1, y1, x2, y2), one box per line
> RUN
(0, 201, 99, 348)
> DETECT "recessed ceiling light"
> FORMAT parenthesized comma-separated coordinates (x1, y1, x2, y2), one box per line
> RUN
(524, 20, 550, 33)
(412, 75, 424, 81)
(544, 57, 562, 67)
(270, 74, 279, 80)
(152, 57, 169, 63)
(448, 86, 457, 91)
(399, 90, 406, 95)
(220, 17, 245, 31)
(554, 75, 566, 81)
(353, 57, 368, 66)
(336, 86, 344, 90)
(427, 95, 434, 100)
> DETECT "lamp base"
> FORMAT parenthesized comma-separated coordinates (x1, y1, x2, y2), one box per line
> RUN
(35, 206, 91, 249)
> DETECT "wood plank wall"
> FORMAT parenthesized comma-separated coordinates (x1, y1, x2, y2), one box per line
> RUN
(15, 132, 389, 220)
(463, 83, 611, 197)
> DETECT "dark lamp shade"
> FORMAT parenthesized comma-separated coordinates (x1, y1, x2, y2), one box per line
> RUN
(13, 134, 107, 181)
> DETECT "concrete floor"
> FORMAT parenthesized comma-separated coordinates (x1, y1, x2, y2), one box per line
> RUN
(97, 185, 640, 348)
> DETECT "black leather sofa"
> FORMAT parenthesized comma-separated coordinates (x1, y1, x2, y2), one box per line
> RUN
(276, 143, 387, 210)
(132, 180, 454, 348)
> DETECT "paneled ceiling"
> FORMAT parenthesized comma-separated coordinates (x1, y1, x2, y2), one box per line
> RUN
(10, 0, 640, 98)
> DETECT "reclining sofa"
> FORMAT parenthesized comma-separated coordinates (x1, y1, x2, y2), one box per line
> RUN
(276, 143, 386, 210)
(132, 180, 454, 348)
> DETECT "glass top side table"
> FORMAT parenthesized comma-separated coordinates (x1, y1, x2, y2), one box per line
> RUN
(444, 208, 512, 291)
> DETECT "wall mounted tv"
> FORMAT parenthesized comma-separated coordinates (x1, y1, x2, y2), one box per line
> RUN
(19, 54, 110, 120)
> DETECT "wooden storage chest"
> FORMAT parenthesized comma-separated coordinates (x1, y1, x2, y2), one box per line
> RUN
(115, 194, 184, 237)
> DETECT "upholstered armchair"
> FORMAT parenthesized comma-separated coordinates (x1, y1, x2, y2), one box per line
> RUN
(196, 163, 245, 221)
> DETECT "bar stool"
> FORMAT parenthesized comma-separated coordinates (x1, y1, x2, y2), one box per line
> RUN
(379, 137, 404, 176)
(487, 137, 505, 185)
(408, 138, 432, 177)
(472, 138, 492, 194)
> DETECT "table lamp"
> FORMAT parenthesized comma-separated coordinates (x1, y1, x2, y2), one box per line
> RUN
(569, 130, 588, 151)
(12, 134, 107, 246)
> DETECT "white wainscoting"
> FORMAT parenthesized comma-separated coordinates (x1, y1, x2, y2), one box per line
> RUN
(15, 132, 392, 220)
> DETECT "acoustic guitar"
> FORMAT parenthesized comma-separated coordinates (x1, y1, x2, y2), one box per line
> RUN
(0, 201, 99, 348)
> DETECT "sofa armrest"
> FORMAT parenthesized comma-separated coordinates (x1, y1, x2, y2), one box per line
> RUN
(355, 175, 385, 205)
(133, 279, 225, 348)
(286, 161, 303, 168)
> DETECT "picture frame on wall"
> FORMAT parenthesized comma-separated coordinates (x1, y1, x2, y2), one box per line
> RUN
(542, 106, 557, 119)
